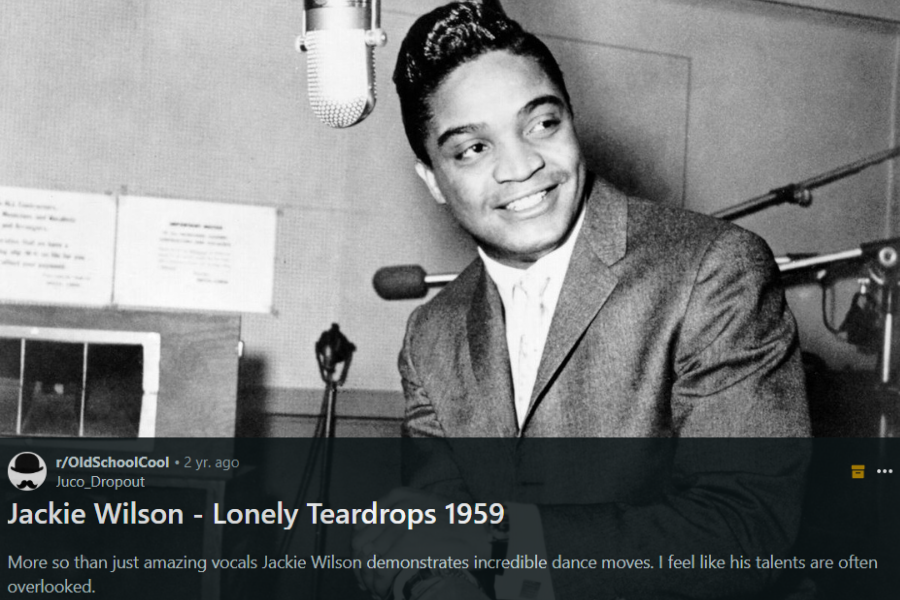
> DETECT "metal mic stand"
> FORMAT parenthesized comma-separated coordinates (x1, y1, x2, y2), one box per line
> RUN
(860, 247, 899, 386)
(782, 240, 900, 436)
(279, 323, 355, 598)
(312, 324, 355, 597)
(713, 146, 900, 221)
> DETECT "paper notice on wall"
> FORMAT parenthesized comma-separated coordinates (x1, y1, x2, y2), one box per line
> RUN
(0, 186, 116, 306)
(113, 195, 276, 313)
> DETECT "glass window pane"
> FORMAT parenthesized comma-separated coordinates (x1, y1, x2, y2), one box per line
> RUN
(0, 338, 22, 435)
(21, 341, 84, 436)
(84, 343, 144, 437)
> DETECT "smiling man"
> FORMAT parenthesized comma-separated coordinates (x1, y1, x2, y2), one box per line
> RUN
(413, 49, 586, 269)
(353, 3, 811, 600)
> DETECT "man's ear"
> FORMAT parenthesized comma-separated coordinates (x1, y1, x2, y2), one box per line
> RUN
(415, 160, 447, 205)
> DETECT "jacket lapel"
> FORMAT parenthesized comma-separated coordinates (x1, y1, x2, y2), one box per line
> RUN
(523, 181, 628, 431)
(466, 267, 519, 437)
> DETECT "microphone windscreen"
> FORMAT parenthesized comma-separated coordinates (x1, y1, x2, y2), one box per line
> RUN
(306, 29, 375, 128)
(373, 265, 428, 300)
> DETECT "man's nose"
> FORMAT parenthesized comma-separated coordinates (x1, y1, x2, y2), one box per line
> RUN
(493, 139, 544, 182)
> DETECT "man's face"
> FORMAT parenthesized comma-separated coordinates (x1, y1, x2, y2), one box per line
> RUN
(415, 50, 586, 269)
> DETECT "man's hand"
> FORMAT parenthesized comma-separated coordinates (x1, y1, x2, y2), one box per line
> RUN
(351, 487, 492, 599)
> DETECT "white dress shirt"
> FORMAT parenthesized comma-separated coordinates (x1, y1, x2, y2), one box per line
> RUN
(479, 206, 586, 428)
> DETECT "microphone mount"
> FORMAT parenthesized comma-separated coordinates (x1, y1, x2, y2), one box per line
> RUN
(315, 322, 356, 387)
(781, 238, 900, 388)
(296, 0, 386, 53)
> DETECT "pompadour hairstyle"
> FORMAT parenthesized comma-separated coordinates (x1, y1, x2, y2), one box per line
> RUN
(393, 1, 571, 165)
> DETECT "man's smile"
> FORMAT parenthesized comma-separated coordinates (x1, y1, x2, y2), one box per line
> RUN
(504, 188, 549, 212)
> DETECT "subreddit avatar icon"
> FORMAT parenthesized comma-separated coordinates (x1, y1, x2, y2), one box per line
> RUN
(8, 452, 47, 491)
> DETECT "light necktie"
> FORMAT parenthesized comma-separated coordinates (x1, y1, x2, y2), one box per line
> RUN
(512, 272, 550, 427)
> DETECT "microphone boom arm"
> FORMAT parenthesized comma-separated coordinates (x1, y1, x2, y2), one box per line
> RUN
(713, 146, 900, 220)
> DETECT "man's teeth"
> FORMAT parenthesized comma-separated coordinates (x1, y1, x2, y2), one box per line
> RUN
(505, 190, 547, 212)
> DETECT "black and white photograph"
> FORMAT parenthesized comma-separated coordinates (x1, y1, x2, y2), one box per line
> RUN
(1, 1, 898, 599)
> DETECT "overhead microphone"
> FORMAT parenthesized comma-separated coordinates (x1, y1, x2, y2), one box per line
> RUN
(297, 0, 387, 128)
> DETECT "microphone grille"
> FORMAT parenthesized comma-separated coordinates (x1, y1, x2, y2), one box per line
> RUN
(306, 29, 376, 128)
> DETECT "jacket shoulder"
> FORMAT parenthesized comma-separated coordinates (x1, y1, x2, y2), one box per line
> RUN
(404, 258, 482, 342)
(624, 196, 776, 267)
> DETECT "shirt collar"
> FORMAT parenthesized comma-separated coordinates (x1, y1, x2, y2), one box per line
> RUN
(479, 204, 586, 307)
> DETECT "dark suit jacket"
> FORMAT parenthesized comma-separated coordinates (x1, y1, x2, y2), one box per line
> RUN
(398, 179, 811, 599)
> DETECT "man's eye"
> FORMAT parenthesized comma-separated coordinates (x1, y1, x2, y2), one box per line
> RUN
(530, 117, 560, 135)
(457, 142, 487, 161)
